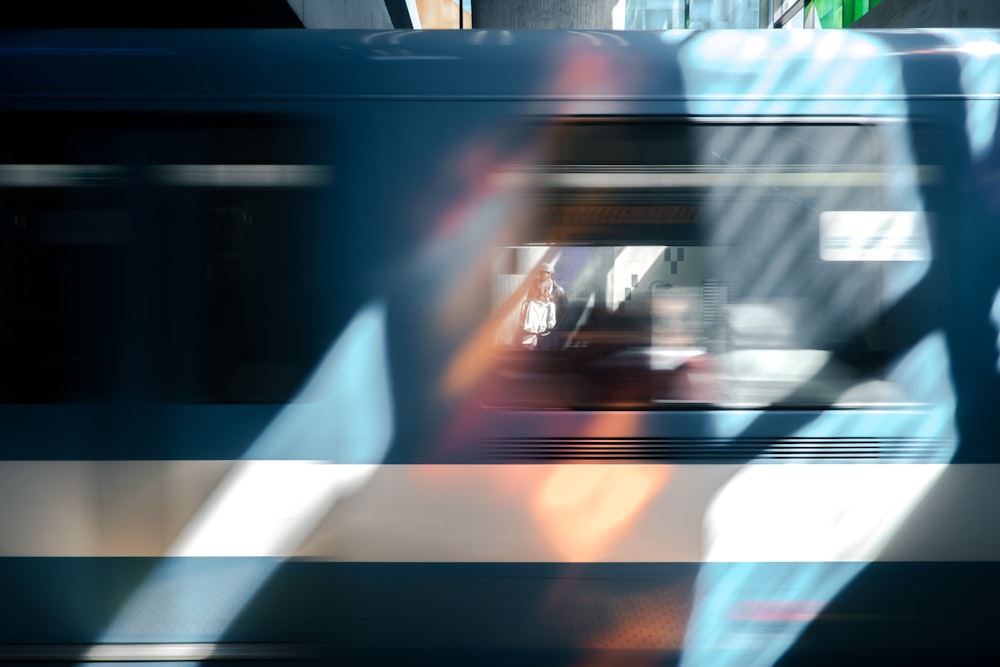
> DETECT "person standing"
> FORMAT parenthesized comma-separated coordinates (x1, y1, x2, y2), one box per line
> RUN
(536, 262, 567, 350)
(520, 278, 556, 350)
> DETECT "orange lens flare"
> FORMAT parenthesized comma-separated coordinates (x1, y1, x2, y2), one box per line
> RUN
(534, 464, 669, 562)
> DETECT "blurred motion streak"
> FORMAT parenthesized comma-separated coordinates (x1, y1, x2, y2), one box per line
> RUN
(728, 600, 823, 623)
(535, 464, 669, 563)
(551, 47, 621, 99)
(152, 163, 330, 188)
(943, 32, 1000, 160)
(673, 31, 950, 667)
(5, 26, 998, 667)
(443, 263, 530, 398)
(442, 42, 634, 399)
(433, 144, 540, 393)
(169, 461, 376, 557)
(682, 333, 956, 667)
(85, 301, 393, 648)
(534, 412, 670, 563)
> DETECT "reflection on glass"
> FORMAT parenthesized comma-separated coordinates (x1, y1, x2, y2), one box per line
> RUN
(485, 240, 925, 410)
(483, 120, 937, 412)
(488, 244, 716, 407)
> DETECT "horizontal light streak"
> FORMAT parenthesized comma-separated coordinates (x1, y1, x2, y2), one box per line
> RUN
(0, 642, 300, 662)
(0, 164, 331, 187)
(494, 167, 939, 189)
(482, 436, 950, 462)
(169, 461, 377, 557)
(153, 164, 331, 187)
(0, 164, 122, 186)
(0, 461, 991, 562)
(83, 642, 294, 662)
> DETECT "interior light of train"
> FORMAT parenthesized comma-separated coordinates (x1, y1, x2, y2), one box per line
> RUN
(152, 164, 331, 187)
(819, 211, 930, 262)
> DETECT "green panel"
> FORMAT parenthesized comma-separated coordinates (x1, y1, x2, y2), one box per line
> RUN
(845, 0, 861, 26)
(844, 0, 874, 26)
(813, 0, 843, 29)
(782, 0, 878, 29)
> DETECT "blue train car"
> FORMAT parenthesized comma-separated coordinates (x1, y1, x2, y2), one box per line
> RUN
(1, 28, 999, 666)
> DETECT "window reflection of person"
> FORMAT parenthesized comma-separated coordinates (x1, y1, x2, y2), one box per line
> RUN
(520, 278, 556, 350)
(536, 262, 567, 350)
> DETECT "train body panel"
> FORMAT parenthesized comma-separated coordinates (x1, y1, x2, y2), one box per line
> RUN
(1, 28, 1000, 665)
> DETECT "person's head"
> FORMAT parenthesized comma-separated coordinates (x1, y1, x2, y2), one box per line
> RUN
(536, 262, 555, 284)
(529, 276, 552, 302)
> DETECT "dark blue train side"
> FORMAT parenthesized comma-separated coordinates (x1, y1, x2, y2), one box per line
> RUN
(1, 28, 999, 667)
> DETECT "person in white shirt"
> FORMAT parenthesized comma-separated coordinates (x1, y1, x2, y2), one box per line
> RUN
(519, 278, 556, 350)
(536, 262, 568, 350)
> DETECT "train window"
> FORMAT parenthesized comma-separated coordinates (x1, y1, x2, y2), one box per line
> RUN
(0, 114, 329, 403)
(483, 120, 940, 409)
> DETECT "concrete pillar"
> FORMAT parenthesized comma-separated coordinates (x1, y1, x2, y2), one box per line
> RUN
(471, 0, 619, 29)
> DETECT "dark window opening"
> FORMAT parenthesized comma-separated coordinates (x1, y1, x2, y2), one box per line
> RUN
(0, 113, 328, 404)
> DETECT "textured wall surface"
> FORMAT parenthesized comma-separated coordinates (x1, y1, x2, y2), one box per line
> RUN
(853, 0, 1000, 28)
(472, 0, 618, 29)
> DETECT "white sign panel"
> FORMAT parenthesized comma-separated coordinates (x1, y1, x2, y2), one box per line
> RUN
(820, 211, 930, 262)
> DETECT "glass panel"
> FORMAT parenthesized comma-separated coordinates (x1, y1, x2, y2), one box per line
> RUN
(781, 6, 804, 28)
(689, 0, 761, 29)
(483, 121, 938, 410)
(624, 0, 688, 30)
(813, 0, 843, 28)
